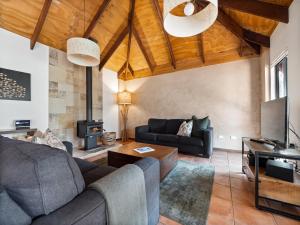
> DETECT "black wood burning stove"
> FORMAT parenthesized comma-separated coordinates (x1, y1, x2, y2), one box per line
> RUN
(77, 67, 103, 150)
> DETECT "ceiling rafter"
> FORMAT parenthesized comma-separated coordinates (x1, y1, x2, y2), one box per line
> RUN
(197, 34, 205, 64)
(151, 0, 176, 69)
(216, 8, 261, 55)
(30, 0, 52, 49)
(83, 0, 112, 38)
(118, 61, 134, 77)
(133, 26, 155, 72)
(98, 25, 129, 71)
(123, 0, 136, 80)
(219, 0, 289, 23)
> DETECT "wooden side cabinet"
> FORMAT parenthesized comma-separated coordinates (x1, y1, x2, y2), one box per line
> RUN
(242, 138, 300, 221)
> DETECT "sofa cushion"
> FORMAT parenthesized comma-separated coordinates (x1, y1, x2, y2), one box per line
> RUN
(179, 136, 204, 147)
(139, 132, 158, 142)
(74, 158, 98, 174)
(0, 185, 32, 225)
(82, 166, 117, 186)
(0, 136, 85, 218)
(157, 134, 179, 143)
(191, 116, 210, 137)
(31, 190, 106, 225)
(148, 119, 167, 133)
(165, 119, 185, 134)
(177, 120, 193, 137)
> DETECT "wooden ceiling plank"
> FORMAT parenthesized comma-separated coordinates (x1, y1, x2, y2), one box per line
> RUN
(217, 8, 261, 54)
(219, 0, 289, 23)
(30, 0, 52, 49)
(133, 26, 155, 72)
(197, 34, 205, 63)
(83, 0, 112, 38)
(151, 0, 176, 69)
(98, 25, 129, 71)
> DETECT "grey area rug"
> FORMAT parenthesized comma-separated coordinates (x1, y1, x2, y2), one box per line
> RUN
(160, 160, 215, 225)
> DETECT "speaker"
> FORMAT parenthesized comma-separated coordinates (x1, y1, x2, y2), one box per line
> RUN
(265, 159, 294, 182)
(15, 120, 30, 130)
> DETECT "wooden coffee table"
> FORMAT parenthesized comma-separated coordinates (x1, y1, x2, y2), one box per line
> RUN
(108, 142, 178, 180)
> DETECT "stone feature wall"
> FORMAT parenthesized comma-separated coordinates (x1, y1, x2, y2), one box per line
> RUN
(49, 48, 102, 147)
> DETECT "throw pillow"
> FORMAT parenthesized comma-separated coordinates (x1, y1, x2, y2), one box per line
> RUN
(32, 129, 67, 151)
(177, 120, 193, 137)
(191, 115, 210, 137)
(0, 185, 32, 225)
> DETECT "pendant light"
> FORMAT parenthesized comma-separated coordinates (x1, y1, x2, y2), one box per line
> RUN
(163, 0, 218, 37)
(67, 0, 100, 66)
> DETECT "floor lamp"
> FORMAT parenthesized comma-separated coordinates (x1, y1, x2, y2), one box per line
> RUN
(117, 91, 132, 142)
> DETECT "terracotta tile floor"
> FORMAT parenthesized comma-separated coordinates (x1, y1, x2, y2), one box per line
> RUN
(159, 150, 300, 225)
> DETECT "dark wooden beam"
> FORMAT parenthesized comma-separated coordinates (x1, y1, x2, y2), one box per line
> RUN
(197, 34, 205, 63)
(217, 8, 261, 54)
(98, 25, 129, 71)
(30, 0, 52, 49)
(133, 26, 155, 72)
(118, 62, 134, 77)
(151, 0, 176, 69)
(219, 0, 289, 23)
(83, 0, 112, 38)
(243, 29, 270, 48)
(124, 0, 135, 80)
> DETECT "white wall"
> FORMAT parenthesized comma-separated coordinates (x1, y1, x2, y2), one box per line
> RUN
(270, 1, 300, 145)
(120, 58, 261, 150)
(102, 68, 120, 138)
(0, 29, 49, 131)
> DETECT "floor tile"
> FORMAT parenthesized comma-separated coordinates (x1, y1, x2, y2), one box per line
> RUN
(230, 177, 253, 192)
(207, 196, 234, 225)
(273, 215, 300, 225)
(214, 173, 230, 186)
(159, 216, 182, 225)
(212, 183, 232, 201)
(233, 203, 276, 225)
(231, 187, 255, 207)
(229, 171, 248, 180)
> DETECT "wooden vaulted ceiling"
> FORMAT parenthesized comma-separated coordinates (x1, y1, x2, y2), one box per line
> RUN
(0, 0, 293, 80)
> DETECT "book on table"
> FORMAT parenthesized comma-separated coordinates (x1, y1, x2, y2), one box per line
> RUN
(134, 147, 155, 154)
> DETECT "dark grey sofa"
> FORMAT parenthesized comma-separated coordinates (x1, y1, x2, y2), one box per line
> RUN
(135, 118, 213, 158)
(0, 136, 160, 225)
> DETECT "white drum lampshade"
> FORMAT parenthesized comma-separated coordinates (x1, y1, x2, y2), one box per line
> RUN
(163, 0, 218, 37)
(67, 37, 100, 67)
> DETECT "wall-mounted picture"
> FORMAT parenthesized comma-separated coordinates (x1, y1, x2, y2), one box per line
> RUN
(0, 67, 31, 101)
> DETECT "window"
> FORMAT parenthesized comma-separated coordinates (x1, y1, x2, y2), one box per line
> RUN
(271, 56, 288, 100)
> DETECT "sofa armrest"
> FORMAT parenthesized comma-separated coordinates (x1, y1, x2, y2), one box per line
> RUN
(134, 157, 160, 225)
(202, 127, 213, 158)
(135, 125, 150, 139)
(62, 141, 73, 156)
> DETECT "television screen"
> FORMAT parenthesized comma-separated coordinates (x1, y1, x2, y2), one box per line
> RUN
(261, 97, 288, 145)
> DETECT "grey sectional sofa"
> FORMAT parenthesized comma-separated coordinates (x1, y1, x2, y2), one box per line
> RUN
(0, 136, 160, 225)
(136, 118, 213, 158)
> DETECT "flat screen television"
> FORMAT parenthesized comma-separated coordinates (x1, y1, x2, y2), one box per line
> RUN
(261, 97, 289, 148)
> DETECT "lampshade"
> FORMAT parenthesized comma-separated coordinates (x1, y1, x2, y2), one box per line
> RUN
(163, 0, 218, 37)
(67, 37, 100, 67)
(117, 91, 132, 105)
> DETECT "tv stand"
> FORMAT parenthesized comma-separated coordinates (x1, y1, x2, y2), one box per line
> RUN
(242, 137, 300, 220)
